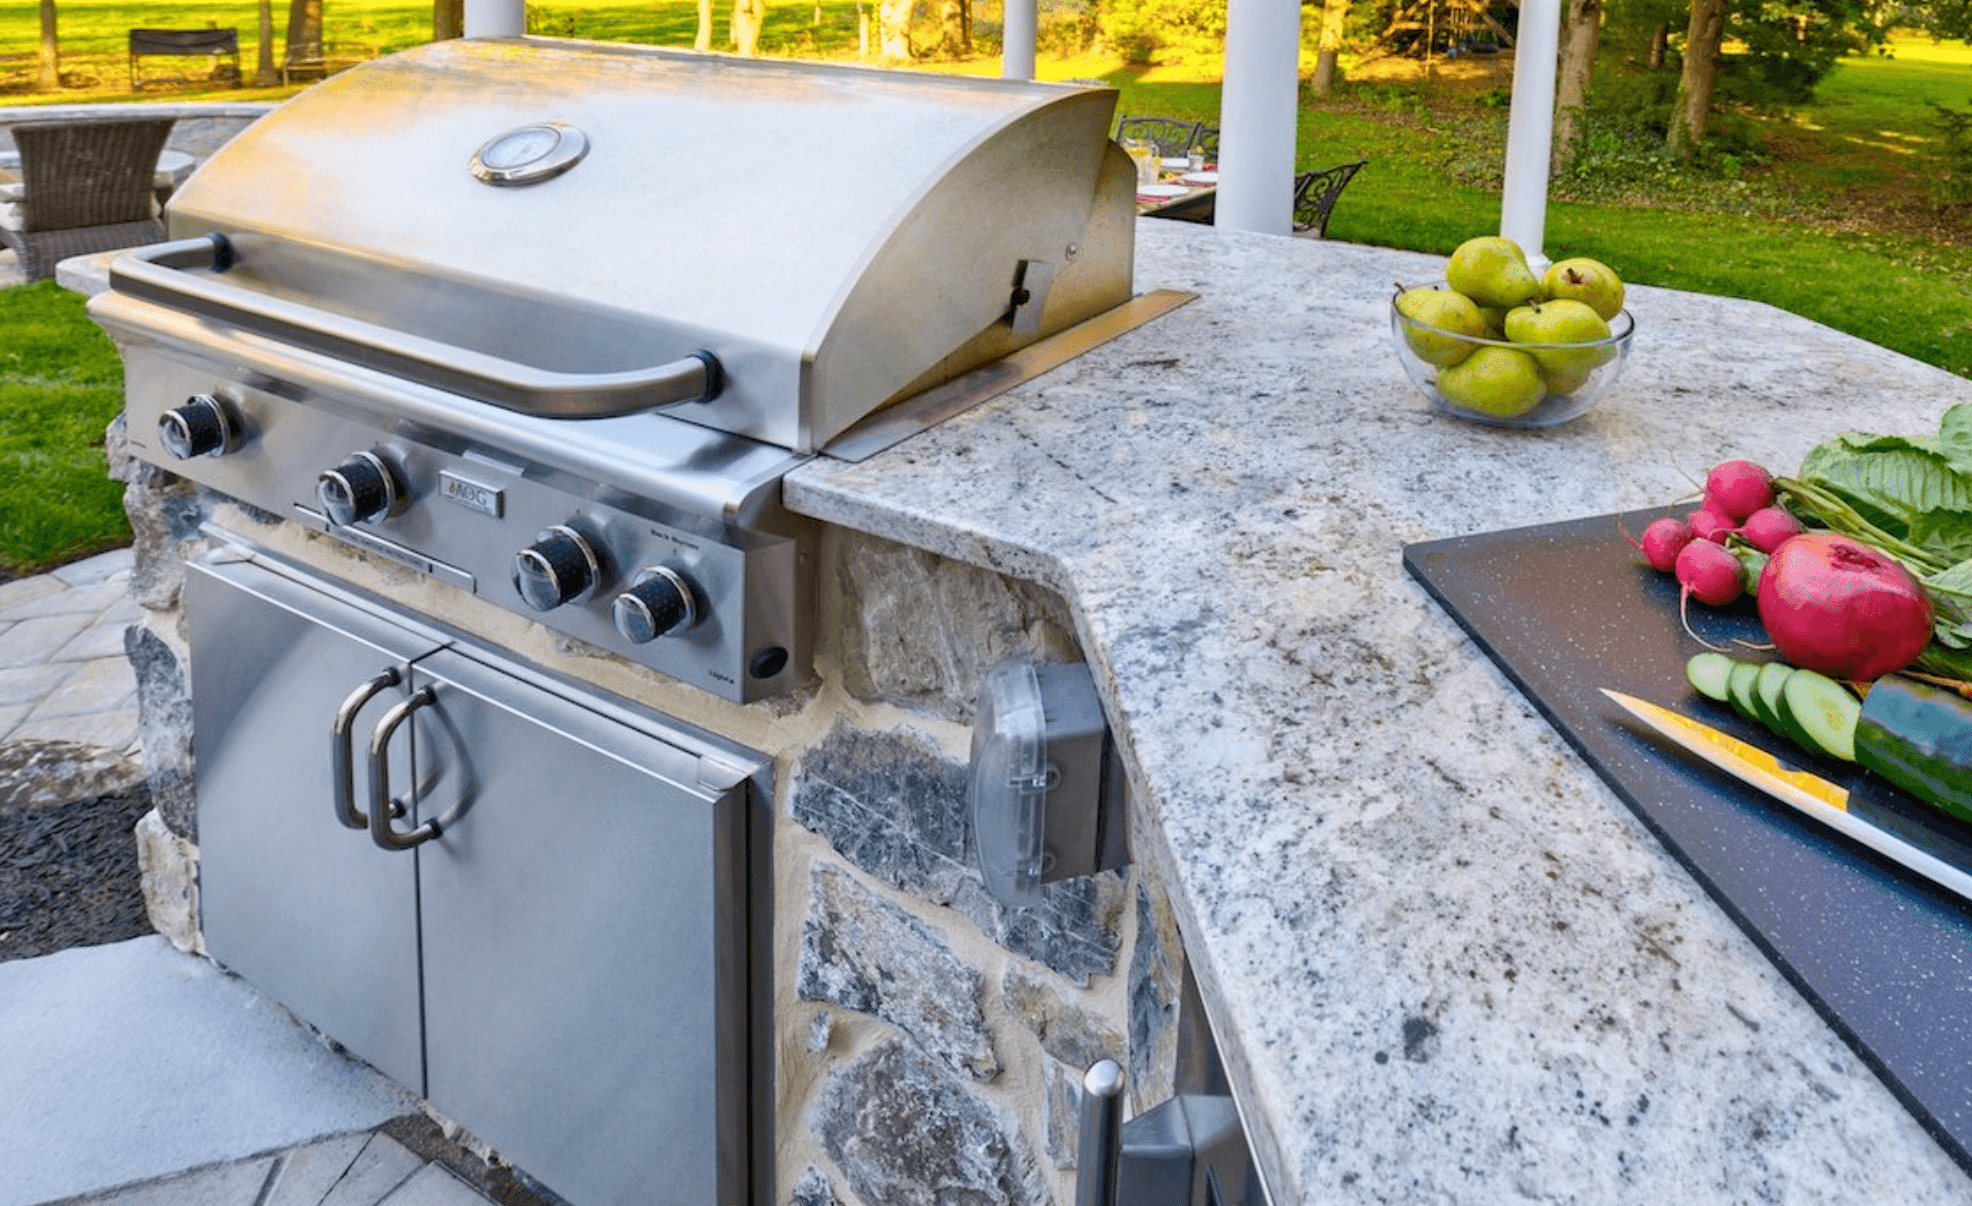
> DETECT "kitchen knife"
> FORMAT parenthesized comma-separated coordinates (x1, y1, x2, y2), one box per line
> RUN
(1600, 688, 1972, 905)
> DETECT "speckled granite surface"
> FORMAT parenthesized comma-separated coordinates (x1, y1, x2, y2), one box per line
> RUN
(784, 221, 1972, 1205)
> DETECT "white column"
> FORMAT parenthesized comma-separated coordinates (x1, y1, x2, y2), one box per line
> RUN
(1214, 0, 1302, 235)
(465, 0, 525, 38)
(1499, 0, 1561, 265)
(1003, 0, 1037, 80)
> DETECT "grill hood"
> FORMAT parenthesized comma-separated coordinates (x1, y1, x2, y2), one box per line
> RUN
(147, 37, 1136, 453)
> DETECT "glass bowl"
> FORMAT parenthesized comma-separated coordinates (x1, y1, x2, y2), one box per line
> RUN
(1389, 286, 1635, 428)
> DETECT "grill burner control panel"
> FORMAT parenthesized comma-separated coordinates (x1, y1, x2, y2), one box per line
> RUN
(127, 350, 803, 704)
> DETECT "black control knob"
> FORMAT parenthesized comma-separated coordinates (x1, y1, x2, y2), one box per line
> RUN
(158, 394, 232, 460)
(612, 567, 699, 644)
(316, 451, 399, 527)
(513, 525, 600, 612)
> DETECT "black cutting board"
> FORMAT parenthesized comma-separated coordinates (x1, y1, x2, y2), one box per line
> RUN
(1404, 510, 1972, 1175)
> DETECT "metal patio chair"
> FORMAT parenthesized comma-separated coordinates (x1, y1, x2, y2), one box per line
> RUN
(1290, 159, 1366, 239)
(1115, 116, 1203, 158)
(0, 118, 175, 282)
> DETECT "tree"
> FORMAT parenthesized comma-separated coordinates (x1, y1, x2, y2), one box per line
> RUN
(433, 0, 463, 40)
(285, 0, 324, 73)
(696, 0, 715, 49)
(878, 0, 913, 58)
(255, 0, 279, 84)
(1311, 0, 1350, 96)
(37, 0, 58, 91)
(1554, 0, 1603, 163)
(1667, 0, 1725, 155)
(732, 0, 765, 53)
(936, 0, 970, 56)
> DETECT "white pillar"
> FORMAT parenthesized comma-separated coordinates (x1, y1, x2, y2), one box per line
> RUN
(1500, 0, 1561, 265)
(1214, 0, 1302, 235)
(1003, 0, 1037, 80)
(465, 0, 525, 38)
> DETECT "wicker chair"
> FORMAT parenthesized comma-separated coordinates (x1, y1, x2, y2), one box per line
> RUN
(1115, 116, 1203, 158)
(1290, 160, 1366, 239)
(0, 118, 175, 282)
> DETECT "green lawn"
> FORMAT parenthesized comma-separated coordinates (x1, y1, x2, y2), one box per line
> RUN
(2, 16, 1968, 570)
(0, 282, 128, 571)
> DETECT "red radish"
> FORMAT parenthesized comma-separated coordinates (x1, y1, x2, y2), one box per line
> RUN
(1703, 459, 1776, 521)
(1639, 516, 1695, 571)
(1740, 506, 1803, 554)
(1676, 538, 1744, 606)
(1756, 532, 1932, 680)
(1688, 508, 1737, 544)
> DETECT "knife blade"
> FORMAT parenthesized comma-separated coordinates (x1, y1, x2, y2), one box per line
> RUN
(1600, 688, 1972, 905)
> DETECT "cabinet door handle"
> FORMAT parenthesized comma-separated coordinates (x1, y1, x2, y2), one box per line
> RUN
(331, 669, 400, 830)
(367, 685, 442, 852)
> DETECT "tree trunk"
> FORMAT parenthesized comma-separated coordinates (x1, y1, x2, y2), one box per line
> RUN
(937, 0, 968, 55)
(1553, 0, 1602, 167)
(1310, 0, 1349, 96)
(1668, 0, 1725, 155)
(432, 0, 463, 40)
(696, 0, 714, 50)
(878, 0, 912, 59)
(731, 0, 765, 54)
(1647, 22, 1666, 68)
(37, 0, 58, 91)
(255, 0, 279, 84)
(285, 0, 324, 69)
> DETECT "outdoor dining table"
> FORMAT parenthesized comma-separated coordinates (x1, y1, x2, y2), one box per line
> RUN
(1135, 156, 1217, 222)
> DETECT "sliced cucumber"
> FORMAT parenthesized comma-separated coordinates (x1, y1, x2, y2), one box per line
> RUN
(1686, 652, 1738, 703)
(1753, 662, 1795, 734)
(1855, 676, 1972, 826)
(1778, 669, 1861, 763)
(1727, 661, 1764, 724)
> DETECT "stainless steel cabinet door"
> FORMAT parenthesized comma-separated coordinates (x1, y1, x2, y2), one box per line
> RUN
(409, 645, 750, 1206)
(188, 560, 433, 1093)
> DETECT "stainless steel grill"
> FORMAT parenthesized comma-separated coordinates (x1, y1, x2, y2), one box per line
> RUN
(88, 39, 1162, 1206)
(90, 36, 1145, 703)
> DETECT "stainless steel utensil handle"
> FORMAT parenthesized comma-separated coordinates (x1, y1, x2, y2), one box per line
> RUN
(367, 685, 442, 852)
(1075, 1059, 1126, 1206)
(331, 668, 400, 830)
(110, 235, 722, 417)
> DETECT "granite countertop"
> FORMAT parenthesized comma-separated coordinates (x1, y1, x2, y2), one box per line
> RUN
(784, 221, 1972, 1204)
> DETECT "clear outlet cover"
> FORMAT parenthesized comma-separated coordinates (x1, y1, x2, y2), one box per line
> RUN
(970, 658, 1053, 908)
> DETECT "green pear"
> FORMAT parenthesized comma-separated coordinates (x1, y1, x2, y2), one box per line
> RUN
(1539, 361, 1594, 396)
(1436, 345, 1546, 418)
(1475, 304, 1510, 339)
(1504, 299, 1614, 380)
(1542, 257, 1626, 320)
(1444, 236, 1542, 310)
(1395, 286, 1487, 366)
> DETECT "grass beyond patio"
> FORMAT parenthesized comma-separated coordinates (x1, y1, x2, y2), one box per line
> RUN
(2, 15, 1968, 571)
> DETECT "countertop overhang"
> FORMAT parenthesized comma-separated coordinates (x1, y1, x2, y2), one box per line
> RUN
(784, 220, 1972, 1204)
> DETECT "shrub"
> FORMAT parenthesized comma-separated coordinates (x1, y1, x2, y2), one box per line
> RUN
(1932, 101, 1972, 206)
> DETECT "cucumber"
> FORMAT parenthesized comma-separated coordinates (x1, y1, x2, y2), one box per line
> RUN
(1727, 661, 1764, 724)
(1753, 662, 1795, 734)
(1777, 669, 1861, 763)
(1686, 652, 1737, 703)
(1855, 676, 1972, 826)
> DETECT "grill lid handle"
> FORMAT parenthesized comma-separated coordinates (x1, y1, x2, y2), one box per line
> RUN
(110, 235, 723, 418)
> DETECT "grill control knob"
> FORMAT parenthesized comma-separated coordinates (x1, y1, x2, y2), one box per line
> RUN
(158, 394, 232, 460)
(612, 567, 699, 644)
(316, 452, 399, 527)
(513, 525, 600, 612)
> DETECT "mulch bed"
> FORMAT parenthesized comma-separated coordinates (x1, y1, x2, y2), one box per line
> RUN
(0, 785, 154, 962)
(0, 735, 155, 963)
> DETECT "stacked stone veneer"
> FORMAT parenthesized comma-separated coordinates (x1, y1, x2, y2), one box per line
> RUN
(110, 433, 1189, 1206)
